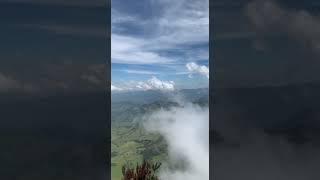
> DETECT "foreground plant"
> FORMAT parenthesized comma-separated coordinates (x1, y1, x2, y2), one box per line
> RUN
(121, 160, 161, 180)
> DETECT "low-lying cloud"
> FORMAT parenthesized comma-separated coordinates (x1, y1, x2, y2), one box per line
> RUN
(111, 76, 175, 92)
(143, 100, 209, 180)
(111, 84, 123, 91)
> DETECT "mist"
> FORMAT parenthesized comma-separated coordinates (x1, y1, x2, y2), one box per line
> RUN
(143, 99, 209, 180)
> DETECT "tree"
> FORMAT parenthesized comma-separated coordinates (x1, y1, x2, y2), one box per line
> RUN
(121, 160, 161, 180)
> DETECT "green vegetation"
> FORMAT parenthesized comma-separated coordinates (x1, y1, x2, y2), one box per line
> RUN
(111, 90, 208, 180)
(111, 102, 169, 180)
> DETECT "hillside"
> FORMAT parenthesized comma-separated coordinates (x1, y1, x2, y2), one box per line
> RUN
(111, 88, 208, 179)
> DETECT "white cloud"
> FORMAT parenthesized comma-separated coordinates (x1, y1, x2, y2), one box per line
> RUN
(111, 84, 123, 91)
(123, 69, 159, 75)
(186, 62, 209, 79)
(143, 102, 209, 180)
(112, 10, 139, 24)
(154, 0, 209, 46)
(111, 34, 174, 64)
(145, 76, 175, 91)
(111, 76, 175, 91)
(111, 0, 208, 65)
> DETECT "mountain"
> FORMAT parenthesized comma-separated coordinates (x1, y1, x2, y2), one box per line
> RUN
(112, 88, 208, 123)
(112, 88, 208, 104)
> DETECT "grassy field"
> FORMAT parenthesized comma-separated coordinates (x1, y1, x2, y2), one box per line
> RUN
(111, 121, 168, 180)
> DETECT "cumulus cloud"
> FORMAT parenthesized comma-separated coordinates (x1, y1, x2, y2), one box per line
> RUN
(111, 76, 175, 92)
(186, 62, 209, 79)
(143, 101, 209, 180)
(139, 76, 175, 91)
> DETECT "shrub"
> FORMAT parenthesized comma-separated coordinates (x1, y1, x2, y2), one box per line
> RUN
(121, 160, 161, 180)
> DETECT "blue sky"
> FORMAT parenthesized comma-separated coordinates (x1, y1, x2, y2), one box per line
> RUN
(111, 0, 209, 91)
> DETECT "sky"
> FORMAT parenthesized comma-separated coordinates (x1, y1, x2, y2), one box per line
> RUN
(111, 0, 209, 91)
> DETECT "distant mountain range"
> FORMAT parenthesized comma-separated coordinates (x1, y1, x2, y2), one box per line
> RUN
(111, 88, 209, 124)
(112, 88, 208, 104)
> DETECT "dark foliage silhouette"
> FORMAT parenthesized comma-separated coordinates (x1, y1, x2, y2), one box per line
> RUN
(121, 160, 161, 180)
